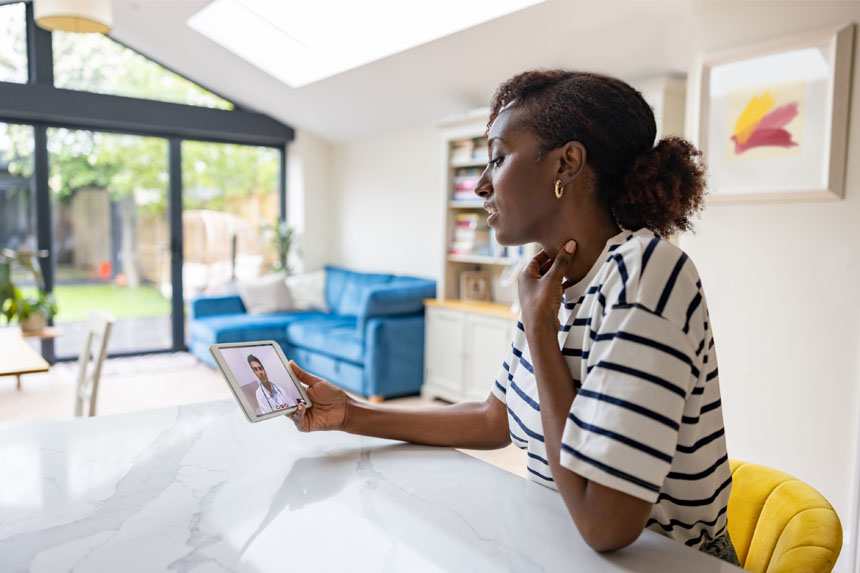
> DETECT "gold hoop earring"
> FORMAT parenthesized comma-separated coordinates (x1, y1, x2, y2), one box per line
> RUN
(554, 179, 565, 199)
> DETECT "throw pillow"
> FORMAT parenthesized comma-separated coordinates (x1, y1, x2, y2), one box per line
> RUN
(285, 270, 329, 312)
(237, 272, 293, 315)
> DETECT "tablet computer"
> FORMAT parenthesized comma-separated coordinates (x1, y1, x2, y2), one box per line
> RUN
(209, 341, 312, 423)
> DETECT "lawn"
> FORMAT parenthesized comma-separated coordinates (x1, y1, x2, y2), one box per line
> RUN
(21, 284, 171, 323)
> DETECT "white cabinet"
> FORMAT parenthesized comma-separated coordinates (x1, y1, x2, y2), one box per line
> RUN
(423, 302, 516, 403)
(423, 306, 464, 398)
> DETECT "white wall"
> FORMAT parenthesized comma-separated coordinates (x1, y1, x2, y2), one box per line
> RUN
(328, 124, 443, 279)
(286, 128, 335, 273)
(678, 6, 860, 572)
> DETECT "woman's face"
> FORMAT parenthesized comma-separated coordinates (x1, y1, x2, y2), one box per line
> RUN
(475, 106, 560, 247)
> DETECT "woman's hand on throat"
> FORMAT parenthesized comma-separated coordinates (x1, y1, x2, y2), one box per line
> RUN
(518, 240, 577, 337)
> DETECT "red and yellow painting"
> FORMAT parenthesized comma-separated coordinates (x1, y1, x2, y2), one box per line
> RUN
(726, 80, 806, 161)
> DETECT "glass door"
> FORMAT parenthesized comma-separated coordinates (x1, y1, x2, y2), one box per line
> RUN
(47, 128, 171, 357)
(180, 141, 281, 337)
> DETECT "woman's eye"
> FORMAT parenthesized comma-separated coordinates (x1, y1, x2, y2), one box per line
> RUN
(490, 156, 504, 168)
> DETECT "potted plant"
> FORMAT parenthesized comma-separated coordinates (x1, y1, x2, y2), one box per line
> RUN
(0, 248, 56, 334)
(17, 290, 58, 333)
(263, 218, 296, 275)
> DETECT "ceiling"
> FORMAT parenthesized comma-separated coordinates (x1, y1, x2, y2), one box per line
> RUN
(108, 0, 859, 142)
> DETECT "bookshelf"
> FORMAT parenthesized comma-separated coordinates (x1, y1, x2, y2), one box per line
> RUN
(437, 108, 522, 306)
(433, 77, 685, 306)
(422, 110, 522, 403)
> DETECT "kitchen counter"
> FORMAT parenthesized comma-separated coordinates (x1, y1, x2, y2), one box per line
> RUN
(0, 400, 740, 572)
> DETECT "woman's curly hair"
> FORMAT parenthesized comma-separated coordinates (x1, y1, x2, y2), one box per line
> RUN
(488, 70, 706, 236)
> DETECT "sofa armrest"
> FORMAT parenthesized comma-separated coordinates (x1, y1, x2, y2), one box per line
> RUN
(363, 315, 426, 398)
(190, 295, 246, 319)
(357, 280, 436, 333)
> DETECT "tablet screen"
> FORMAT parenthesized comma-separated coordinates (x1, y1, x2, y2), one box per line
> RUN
(216, 343, 307, 417)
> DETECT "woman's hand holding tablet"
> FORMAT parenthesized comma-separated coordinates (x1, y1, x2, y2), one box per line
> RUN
(285, 361, 349, 432)
(209, 341, 312, 423)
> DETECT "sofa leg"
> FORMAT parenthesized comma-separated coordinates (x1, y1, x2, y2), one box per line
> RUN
(368, 395, 384, 404)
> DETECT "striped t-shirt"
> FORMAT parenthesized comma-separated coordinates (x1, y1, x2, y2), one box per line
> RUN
(491, 228, 732, 549)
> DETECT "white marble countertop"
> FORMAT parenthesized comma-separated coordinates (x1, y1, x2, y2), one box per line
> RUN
(0, 400, 741, 572)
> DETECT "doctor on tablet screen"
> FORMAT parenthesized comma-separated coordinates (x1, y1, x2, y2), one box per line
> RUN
(247, 353, 302, 414)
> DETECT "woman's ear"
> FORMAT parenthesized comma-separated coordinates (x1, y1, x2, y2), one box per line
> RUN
(558, 141, 587, 186)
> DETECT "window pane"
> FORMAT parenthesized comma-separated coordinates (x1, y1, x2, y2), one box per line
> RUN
(181, 140, 280, 299)
(53, 32, 233, 110)
(0, 122, 35, 286)
(47, 128, 172, 357)
(0, 3, 28, 84)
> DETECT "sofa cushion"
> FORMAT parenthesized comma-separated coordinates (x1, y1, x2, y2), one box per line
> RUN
(285, 270, 329, 312)
(325, 266, 393, 316)
(289, 347, 365, 396)
(191, 311, 321, 344)
(237, 272, 293, 315)
(285, 315, 364, 364)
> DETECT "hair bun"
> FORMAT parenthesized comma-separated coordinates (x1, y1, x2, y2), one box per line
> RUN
(615, 136, 707, 237)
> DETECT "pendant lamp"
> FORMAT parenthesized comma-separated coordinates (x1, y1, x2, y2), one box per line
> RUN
(34, 0, 113, 34)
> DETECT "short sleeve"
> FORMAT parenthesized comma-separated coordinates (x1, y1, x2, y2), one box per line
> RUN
(490, 340, 514, 404)
(559, 303, 699, 502)
(492, 322, 525, 404)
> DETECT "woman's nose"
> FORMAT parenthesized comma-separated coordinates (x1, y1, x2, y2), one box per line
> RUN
(474, 166, 491, 198)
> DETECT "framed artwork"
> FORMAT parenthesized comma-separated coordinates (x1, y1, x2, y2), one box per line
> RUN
(689, 24, 854, 202)
(459, 270, 491, 302)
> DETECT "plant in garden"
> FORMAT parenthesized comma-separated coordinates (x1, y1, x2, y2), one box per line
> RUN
(263, 218, 295, 274)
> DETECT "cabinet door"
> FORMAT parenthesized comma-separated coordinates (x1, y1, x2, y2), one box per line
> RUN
(463, 314, 514, 402)
(424, 308, 465, 397)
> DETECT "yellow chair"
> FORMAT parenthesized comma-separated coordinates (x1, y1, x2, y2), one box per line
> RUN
(727, 460, 842, 572)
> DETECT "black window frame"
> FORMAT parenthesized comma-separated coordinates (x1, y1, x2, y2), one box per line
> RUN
(0, 1, 294, 361)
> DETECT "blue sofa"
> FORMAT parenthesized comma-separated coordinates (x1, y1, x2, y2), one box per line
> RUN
(189, 266, 437, 400)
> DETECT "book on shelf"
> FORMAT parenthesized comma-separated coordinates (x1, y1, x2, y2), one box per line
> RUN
(450, 137, 489, 165)
(450, 212, 519, 258)
(449, 213, 490, 256)
(471, 139, 489, 163)
(452, 190, 479, 202)
(451, 167, 481, 201)
(450, 140, 475, 164)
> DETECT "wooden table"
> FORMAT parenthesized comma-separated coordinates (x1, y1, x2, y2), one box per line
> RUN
(0, 328, 50, 390)
(20, 325, 63, 339)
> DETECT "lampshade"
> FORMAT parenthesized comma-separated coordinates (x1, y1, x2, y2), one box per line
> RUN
(34, 0, 113, 34)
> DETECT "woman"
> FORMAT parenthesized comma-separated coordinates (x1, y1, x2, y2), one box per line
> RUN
(287, 70, 738, 565)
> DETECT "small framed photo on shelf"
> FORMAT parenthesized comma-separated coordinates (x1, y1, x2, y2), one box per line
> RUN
(459, 270, 491, 302)
(690, 24, 854, 202)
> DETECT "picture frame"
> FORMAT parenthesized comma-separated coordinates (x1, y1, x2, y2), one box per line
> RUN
(459, 270, 491, 302)
(688, 24, 854, 202)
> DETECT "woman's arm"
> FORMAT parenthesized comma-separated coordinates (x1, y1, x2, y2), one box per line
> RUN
(519, 242, 651, 552)
(288, 361, 511, 450)
(526, 321, 651, 551)
(345, 395, 511, 449)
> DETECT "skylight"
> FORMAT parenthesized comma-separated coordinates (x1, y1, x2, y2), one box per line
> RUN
(188, 0, 544, 88)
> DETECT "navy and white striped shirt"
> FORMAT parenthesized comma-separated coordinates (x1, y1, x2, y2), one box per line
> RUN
(491, 228, 732, 549)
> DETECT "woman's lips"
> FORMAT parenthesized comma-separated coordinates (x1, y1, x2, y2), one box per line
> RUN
(484, 201, 499, 226)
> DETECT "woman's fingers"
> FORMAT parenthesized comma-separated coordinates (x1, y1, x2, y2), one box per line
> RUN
(289, 360, 322, 386)
(288, 403, 308, 431)
(523, 256, 545, 279)
(532, 249, 555, 276)
(532, 249, 551, 271)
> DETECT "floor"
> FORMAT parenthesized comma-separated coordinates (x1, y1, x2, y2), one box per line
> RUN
(0, 351, 527, 477)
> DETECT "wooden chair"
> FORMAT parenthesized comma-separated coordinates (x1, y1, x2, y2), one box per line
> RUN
(74, 311, 114, 417)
